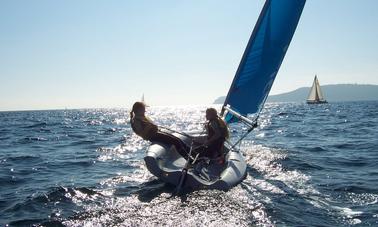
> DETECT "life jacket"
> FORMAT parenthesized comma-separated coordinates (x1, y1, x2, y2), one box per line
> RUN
(130, 115, 158, 140)
(206, 117, 229, 140)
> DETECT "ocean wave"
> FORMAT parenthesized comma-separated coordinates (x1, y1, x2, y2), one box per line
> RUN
(18, 137, 48, 143)
(295, 161, 324, 171)
(0, 175, 27, 186)
(9, 218, 47, 226)
(6, 155, 41, 162)
(5, 186, 100, 212)
(2, 186, 102, 226)
(23, 122, 48, 128)
(68, 140, 96, 146)
(46, 159, 96, 169)
(335, 185, 378, 194)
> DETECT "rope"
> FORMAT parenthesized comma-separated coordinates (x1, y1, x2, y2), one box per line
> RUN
(158, 125, 198, 138)
(228, 117, 259, 151)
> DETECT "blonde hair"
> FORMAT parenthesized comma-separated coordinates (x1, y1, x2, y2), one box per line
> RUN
(206, 108, 229, 138)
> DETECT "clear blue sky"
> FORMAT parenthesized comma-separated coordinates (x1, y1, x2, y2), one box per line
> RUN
(1, 0, 377, 111)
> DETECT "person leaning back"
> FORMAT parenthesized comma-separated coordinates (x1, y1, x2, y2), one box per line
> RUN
(129, 102, 189, 158)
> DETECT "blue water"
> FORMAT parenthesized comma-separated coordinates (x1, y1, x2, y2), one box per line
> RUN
(1, 102, 377, 226)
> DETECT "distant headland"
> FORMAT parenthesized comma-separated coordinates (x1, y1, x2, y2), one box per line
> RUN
(214, 84, 378, 104)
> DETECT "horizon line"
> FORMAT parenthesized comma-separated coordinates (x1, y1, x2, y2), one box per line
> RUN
(1, 83, 377, 112)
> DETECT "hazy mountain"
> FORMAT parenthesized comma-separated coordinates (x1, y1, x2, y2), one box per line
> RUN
(214, 84, 378, 103)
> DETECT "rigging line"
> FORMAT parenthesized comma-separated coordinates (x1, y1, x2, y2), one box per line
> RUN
(159, 123, 206, 136)
(222, 103, 262, 151)
(229, 117, 259, 151)
(159, 126, 197, 138)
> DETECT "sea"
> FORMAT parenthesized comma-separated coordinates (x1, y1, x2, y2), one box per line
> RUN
(0, 101, 377, 226)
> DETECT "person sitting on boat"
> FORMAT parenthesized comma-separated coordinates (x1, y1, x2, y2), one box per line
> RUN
(129, 102, 189, 158)
(194, 108, 229, 162)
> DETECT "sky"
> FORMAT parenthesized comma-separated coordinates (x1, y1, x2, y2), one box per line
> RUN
(0, 0, 377, 111)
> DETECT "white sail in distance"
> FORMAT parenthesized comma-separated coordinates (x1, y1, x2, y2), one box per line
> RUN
(141, 93, 149, 106)
(307, 75, 327, 103)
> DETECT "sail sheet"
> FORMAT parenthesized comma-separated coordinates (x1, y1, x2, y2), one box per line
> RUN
(222, 0, 306, 123)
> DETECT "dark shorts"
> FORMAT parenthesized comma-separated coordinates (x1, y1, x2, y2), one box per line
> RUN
(149, 132, 189, 158)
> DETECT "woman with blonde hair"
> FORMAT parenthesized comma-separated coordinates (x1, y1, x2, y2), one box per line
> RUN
(195, 108, 229, 161)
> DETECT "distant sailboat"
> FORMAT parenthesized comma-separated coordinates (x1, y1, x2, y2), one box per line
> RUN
(141, 93, 149, 106)
(307, 75, 327, 104)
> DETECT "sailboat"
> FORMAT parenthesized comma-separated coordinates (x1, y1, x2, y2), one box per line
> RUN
(306, 75, 327, 104)
(144, 0, 306, 191)
(141, 93, 149, 106)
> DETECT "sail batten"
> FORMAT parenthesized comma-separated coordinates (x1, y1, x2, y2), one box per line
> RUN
(222, 0, 306, 123)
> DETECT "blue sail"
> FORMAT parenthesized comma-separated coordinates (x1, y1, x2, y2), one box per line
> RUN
(222, 0, 306, 124)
